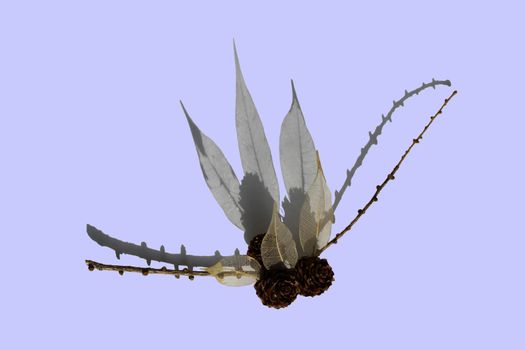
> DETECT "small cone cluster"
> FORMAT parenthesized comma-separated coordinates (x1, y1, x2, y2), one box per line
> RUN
(248, 234, 335, 308)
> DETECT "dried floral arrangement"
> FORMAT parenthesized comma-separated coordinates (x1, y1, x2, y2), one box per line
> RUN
(86, 45, 457, 309)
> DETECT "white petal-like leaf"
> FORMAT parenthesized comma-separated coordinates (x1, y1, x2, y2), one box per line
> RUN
(299, 153, 333, 256)
(181, 102, 244, 230)
(280, 81, 317, 195)
(205, 254, 261, 287)
(261, 203, 298, 269)
(234, 44, 280, 204)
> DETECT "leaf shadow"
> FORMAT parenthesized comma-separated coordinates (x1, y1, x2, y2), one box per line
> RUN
(239, 173, 273, 244)
(281, 188, 307, 257)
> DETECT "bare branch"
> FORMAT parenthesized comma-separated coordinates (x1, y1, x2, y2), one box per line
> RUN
(85, 260, 209, 280)
(318, 90, 458, 255)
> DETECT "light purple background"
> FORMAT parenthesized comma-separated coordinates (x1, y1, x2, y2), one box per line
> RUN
(1, 1, 524, 349)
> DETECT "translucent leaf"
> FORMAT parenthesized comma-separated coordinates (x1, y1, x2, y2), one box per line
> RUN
(234, 44, 280, 204)
(181, 102, 244, 230)
(299, 153, 333, 256)
(205, 254, 261, 287)
(261, 203, 298, 269)
(279, 81, 317, 195)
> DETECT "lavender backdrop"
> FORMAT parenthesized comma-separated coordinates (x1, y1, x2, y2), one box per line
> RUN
(1, 1, 524, 349)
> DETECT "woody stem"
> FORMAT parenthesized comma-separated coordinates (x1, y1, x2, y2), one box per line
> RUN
(317, 90, 458, 256)
(332, 78, 451, 214)
(85, 260, 210, 279)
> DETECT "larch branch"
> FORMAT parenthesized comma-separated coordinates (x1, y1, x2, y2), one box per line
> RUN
(318, 90, 458, 255)
(332, 79, 452, 216)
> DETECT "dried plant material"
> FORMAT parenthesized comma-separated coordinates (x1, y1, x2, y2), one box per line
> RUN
(331, 78, 452, 215)
(181, 103, 244, 230)
(254, 268, 298, 308)
(295, 256, 334, 297)
(246, 233, 265, 265)
(206, 255, 261, 287)
(317, 90, 458, 255)
(85, 43, 457, 309)
(234, 44, 280, 204)
(279, 81, 317, 195)
(261, 203, 298, 269)
(299, 153, 333, 256)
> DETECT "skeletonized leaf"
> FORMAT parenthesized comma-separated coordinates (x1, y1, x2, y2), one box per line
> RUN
(205, 254, 261, 286)
(261, 203, 298, 269)
(181, 102, 244, 230)
(299, 153, 333, 256)
(234, 44, 280, 204)
(280, 81, 317, 195)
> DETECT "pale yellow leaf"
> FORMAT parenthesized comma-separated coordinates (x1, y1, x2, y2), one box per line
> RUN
(299, 152, 333, 256)
(261, 203, 298, 269)
(205, 255, 261, 287)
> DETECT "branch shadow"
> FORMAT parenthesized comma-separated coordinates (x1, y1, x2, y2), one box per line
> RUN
(331, 79, 452, 216)
(86, 172, 276, 268)
(86, 224, 243, 270)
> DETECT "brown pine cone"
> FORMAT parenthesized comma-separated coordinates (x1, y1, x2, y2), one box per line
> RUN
(247, 234, 265, 265)
(295, 256, 334, 297)
(254, 268, 298, 309)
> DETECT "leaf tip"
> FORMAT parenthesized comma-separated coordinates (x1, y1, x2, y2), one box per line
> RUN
(233, 42, 241, 71)
(179, 100, 190, 117)
(315, 150, 321, 167)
